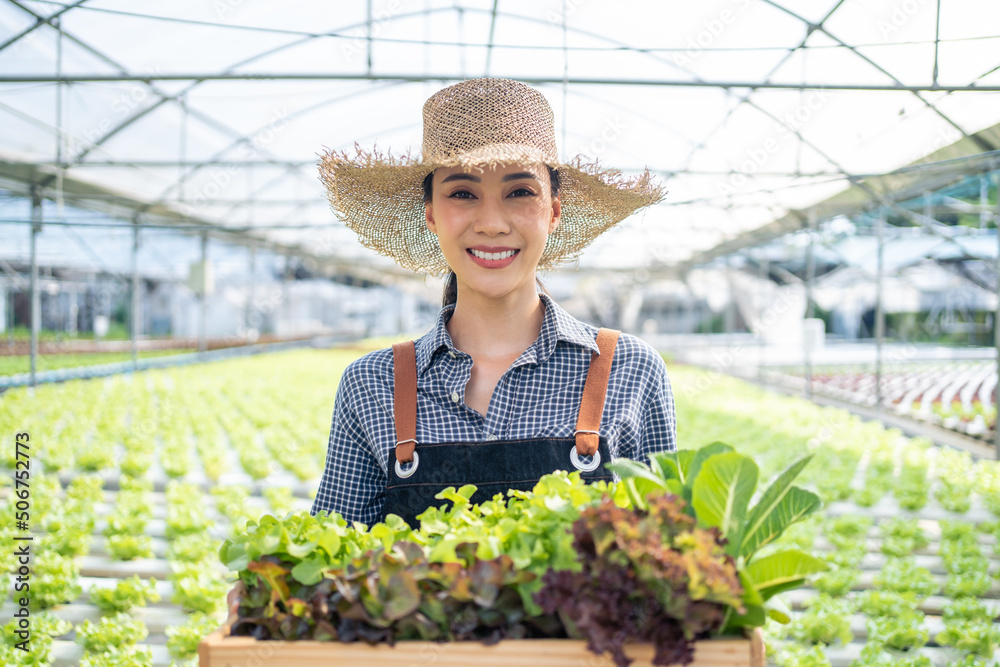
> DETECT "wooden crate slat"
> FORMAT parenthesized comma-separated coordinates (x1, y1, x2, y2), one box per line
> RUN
(199, 627, 764, 667)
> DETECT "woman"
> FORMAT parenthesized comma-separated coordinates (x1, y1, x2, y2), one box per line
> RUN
(225, 77, 674, 625)
(308, 77, 675, 528)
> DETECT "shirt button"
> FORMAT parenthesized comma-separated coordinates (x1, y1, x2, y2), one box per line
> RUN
(450, 392, 460, 403)
(486, 433, 498, 441)
(448, 350, 457, 358)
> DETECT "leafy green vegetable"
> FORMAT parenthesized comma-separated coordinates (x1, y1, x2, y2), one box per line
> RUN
(856, 590, 918, 618)
(0, 611, 72, 666)
(167, 532, 218, 563)
(76, 436, 116, 472)
(934, 448, 974, 513)
(106, 534, 155, 561)
(220, 469, 608, 617)
(18, 551, 82, 610)
(848, 642, 932, 667)
(866, 609, 928, 651)
(738, 455, 819, 559)
(608, 444, 824, 631)
(212, 485, 261, 535)
(853, 484, 886, 508)
(103, 513, 148, 537)
(943, 597, 994, 624)
(166, 613, 223, 660)
(166, 481, 212, 539)
(940, 534, 985, 571)
(79, 646, 153, 667)
(821, 541, 865, 568)
(219, 445, 824, 659)
(945, 570, 992, 598)
(169, 565, 228, 615)
(775, 514, 820, 551)
(88, 575, 160, 612)
(939, 518, 978, 542)
(534, 492, 744, 667)
(873, 557, 937, 600)
(894, 450, 930, 511)
(414, 472, 609, 614)
(74, 612, 148, 653)
(812, 566, 858, 597)
(66, 473, 105, 506)
(691, 451, 758, 555)
(878, 518, 929, 557)
(935, 619, 1000, 657)
(789, 594, 853, 646)
(772, 642, 831, 667)
(231, 540, 548, 644)
(120, 449, 153, 477)
(264, 486, 298, 516)
(944, 656, 1000, 667)
(38, 515, 93, 558)
(826, 515, 872, 540)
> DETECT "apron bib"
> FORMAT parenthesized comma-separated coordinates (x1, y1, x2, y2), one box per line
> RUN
(382, 328, 621, 528)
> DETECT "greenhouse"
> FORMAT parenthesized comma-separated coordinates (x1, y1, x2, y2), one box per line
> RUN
(1, 1, 999, 666)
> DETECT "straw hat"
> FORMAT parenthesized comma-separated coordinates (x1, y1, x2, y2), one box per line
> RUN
(317, 77, 665, 276)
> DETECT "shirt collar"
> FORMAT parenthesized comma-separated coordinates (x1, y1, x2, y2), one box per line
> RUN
(413, 291, 599, 377)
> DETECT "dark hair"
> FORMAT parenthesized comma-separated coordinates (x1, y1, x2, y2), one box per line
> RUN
(424, 166, 561, 307)
(441, 270, 551, 307)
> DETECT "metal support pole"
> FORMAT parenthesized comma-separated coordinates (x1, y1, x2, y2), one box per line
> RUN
(725, 255, 735, 340)
(875, 209, 886, 417)
(366, 0, 373, 77)
(29, 185, 42, 388)
(246, 243, 256, 343)
(758, 251, 768, 385)
(932, 0, 941, 87)
(994, 172, 1000, 458)
(131, 218, 140, 370)
(4, 274, 10, 345)
(805, 210, 816, 401)
(282, 254, 291, 340)
(982, 176, 990, 230)
(68, 287, 78, 336)
(199, 232, 208, 354)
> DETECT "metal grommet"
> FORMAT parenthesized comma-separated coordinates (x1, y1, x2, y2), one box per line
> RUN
(394, 451, 420, 479)
(569, 446, 601, 472)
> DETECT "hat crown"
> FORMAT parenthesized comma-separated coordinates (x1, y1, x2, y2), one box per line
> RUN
(421, 77, 559, 165)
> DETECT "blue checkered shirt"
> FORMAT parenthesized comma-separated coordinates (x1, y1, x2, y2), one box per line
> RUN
(310, 291, 677, 525)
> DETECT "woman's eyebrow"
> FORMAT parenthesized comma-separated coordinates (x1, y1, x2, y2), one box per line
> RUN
(440, 173, 480, 183)
(501, 172, 539, 182)
(439, 171, 538, 184)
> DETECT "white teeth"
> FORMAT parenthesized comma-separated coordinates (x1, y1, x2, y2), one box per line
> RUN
(470, 249, 516, 260)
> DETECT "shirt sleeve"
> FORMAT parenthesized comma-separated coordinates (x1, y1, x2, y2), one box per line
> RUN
(309, 363, 386, 526)
(635, 354, 678, 461)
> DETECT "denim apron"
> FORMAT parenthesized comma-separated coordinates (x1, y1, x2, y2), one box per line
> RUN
(381, 327, 621, 528)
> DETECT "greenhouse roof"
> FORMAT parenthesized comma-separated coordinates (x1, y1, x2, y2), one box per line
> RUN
(1, 0, 999, 277)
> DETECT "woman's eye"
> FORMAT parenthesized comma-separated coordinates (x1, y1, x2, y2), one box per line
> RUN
(509, 187, 536, 197)
(448, 190, 474, 199)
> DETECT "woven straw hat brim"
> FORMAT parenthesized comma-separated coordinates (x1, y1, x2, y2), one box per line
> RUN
(318, 144, 665, 277)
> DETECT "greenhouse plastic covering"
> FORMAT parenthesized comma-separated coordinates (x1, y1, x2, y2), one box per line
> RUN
(1, 0, 998, 274)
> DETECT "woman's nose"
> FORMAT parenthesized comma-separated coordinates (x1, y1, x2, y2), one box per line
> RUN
(471, 197, 510, 234)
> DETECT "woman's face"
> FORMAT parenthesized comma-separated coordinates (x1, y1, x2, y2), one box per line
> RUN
(425, 162, 560, 302)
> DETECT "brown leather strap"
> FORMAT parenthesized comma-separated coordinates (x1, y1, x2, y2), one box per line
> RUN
(392, 341, 418, 463)
(574, 328, 621, 456)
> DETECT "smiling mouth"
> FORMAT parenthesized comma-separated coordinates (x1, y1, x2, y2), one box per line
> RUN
(467, 249, 519, 260)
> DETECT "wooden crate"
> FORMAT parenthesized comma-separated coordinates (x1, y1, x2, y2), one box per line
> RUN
(199, 625, 764, 667)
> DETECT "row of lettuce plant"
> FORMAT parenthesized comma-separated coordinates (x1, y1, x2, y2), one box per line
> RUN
(0, 465, 243, 666)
